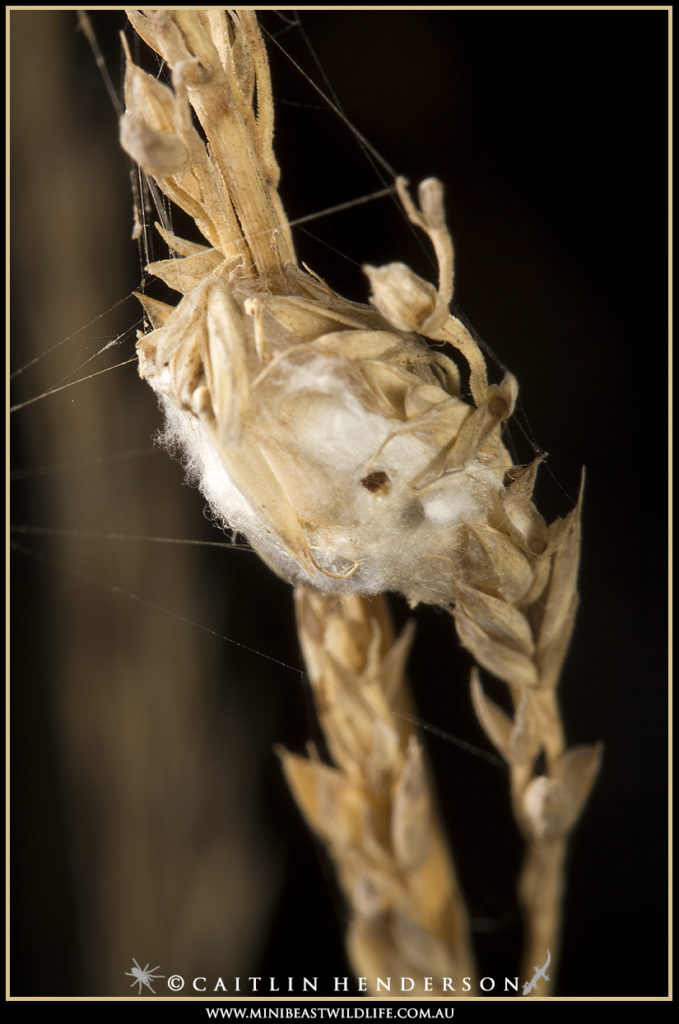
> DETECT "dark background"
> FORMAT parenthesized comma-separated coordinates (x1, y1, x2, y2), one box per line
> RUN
(10, 9, 668, 1003)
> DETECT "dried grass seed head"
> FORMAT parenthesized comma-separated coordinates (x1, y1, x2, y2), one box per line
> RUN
(124, 11, 552, 619)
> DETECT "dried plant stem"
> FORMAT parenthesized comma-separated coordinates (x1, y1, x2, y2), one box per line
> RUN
(469, 495, 602, 994)
(518, 834, 567, 986)
(280, 590, 475, 994)
(121, 9, 601, 995)
(509, 689, 567, 989)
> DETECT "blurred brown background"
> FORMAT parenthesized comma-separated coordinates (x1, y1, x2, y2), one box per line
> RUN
(10, 10, 668, 998)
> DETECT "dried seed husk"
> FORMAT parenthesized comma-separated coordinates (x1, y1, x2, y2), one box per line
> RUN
(124, 10, 597, 997)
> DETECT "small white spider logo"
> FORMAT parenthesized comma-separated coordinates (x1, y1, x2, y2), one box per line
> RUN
(124, 958, 165, 994)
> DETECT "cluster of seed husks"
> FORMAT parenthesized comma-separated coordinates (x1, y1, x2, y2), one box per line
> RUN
(281, 591, 475, 990)
(122, 9, 600, 993)
(123, 14, 520, 611)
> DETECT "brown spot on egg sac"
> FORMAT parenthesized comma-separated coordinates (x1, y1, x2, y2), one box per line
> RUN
(360, 470, 391, 494)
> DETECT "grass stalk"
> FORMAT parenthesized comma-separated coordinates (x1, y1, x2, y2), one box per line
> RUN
(281, 590, 475, 994)
(120, 9, 601, 994)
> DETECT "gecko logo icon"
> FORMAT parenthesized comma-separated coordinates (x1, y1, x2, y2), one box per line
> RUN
(522, 950, 551, 995)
